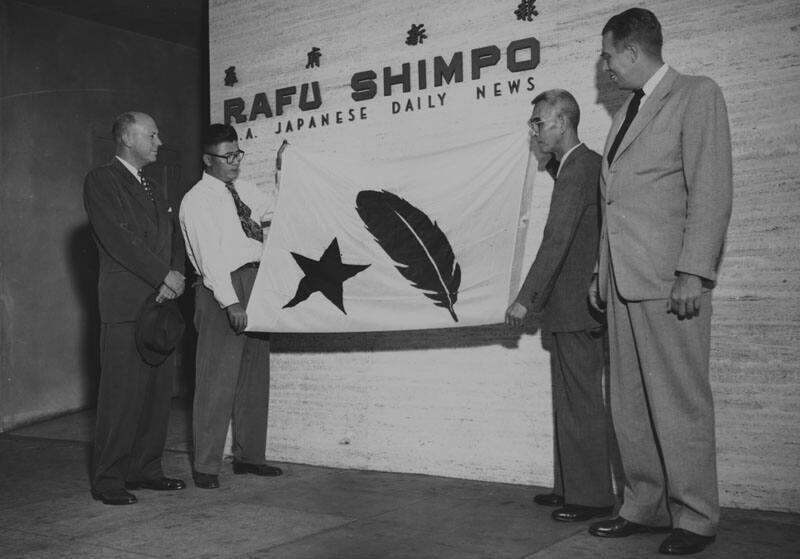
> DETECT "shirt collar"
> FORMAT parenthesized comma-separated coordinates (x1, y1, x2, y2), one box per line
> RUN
(641, 63, 669, 99)
(115, 156, 141, 182)
(556, 142, 583, 179)
(204, 171, 231, 189)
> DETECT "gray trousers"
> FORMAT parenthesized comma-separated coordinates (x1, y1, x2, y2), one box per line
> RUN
(607, 282, 718, 536)
(192, 266, 271, 474)
(550, 328, 617, 507)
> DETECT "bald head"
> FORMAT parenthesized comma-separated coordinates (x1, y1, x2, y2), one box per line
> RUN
(113, 112, 162, 169)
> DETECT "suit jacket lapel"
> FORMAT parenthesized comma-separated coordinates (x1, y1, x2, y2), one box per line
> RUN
(141, 172, 171, 249)
(557, 143, 586, 181)
(110, 158, 159, 227)
(601, 102, 627, 178)
(603, 106, 625, 158)
(150, 177, 173, 254)
(612, 68, 679, 163)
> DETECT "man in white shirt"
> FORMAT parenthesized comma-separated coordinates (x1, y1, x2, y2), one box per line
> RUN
(180, 124, 282, 489)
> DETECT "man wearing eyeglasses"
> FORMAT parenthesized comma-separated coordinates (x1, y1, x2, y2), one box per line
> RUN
(506, 90, 617, 523)
(180, 124, 282, 489)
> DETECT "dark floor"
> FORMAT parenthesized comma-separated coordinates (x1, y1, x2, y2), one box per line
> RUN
(1, 400, 798, 559)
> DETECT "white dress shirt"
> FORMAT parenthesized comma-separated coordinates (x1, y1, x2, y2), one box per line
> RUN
(180, 172, 276, 308)
(641, 63, 669, 100)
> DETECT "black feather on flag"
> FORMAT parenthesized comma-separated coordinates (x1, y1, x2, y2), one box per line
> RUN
(356, 189, 461, 322)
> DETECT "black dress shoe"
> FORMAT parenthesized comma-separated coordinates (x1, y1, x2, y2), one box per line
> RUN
(552, 504, 615, 522)
(589, 516, 671, 538)
(658, 529, 715, 555)
(232, 461, 283, 476)
(193, 471, 220, 489)
(92, 489, 138, 505)
(533, 492, 564, 507)
(126, 477, 186, 491)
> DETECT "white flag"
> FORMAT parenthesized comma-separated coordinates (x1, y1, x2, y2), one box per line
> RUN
(247, 132, 533, 333)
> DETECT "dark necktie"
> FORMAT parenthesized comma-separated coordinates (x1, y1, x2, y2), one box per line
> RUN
(606, 88, 644, 165)
(545, 155, 559, 179)
(137, 169, 156, 203)
(225, 181, 264, 243)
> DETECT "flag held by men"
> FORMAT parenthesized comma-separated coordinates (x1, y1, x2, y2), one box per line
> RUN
(246, 132, 533, 333)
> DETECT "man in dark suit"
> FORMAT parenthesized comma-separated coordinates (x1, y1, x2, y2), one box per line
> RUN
(587, 9, 733, 555)
(506, 90, 617, 523)
(84, 112, 187, 505)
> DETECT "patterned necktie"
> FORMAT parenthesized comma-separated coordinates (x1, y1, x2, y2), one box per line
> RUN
(225, 181, 263, 242)
(137, 169, 156, 203)
(606, 88, 644, 165)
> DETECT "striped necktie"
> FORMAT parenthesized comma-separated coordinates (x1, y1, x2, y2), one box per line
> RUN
(225, 181, 263, 242)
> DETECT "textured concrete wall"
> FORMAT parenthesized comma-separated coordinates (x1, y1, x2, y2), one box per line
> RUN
(210, 0, 800, 513)
(0, 1, 203, 430)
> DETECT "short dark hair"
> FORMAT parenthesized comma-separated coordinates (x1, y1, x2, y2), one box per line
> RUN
(532, 89, 581, 129)
(111, 112, 137, 143)
(602, 8, 663, 59)
(202, 123, 238, 151)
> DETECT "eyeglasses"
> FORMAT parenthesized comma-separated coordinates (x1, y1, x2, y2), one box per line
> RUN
(528, 117, 556, 135)
(205, 150, 245, 164)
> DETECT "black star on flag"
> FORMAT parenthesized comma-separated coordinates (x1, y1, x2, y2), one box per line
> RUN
(283, 238, 370, 314)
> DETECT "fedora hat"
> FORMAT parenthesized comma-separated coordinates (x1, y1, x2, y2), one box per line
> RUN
(135, 293, 185, 366)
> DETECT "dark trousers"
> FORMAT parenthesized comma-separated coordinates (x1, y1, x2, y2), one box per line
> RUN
(550, 328, 617, 507)
(192, 266, 270, 475)
(92, 322, 173, 492)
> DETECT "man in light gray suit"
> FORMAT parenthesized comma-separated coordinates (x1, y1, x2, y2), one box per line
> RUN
(587, 8, 733, 556)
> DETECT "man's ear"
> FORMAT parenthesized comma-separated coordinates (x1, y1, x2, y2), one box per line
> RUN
(624, 41, 639, 63)
(120, 130, 133, 149)
(201, 154, 211, 168)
